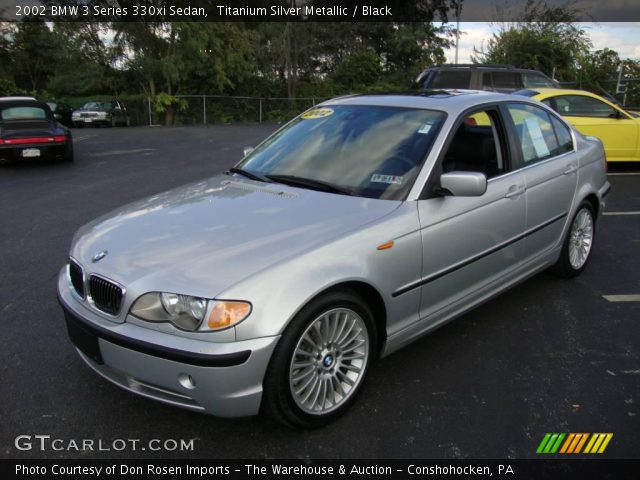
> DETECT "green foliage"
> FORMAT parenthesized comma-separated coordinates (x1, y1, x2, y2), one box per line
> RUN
(8, 20, 61, 94)
(153, 92, 187, 113)
(576, 49, 621, 90)
(7, 2, 635, 120)
(329, 48, 383, 91)
(472, 1, 591, 81)
(0, 77, 26, 96)
(473, 23, 591, 81)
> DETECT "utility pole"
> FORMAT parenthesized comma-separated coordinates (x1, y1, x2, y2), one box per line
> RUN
(454, 1, 461, 64)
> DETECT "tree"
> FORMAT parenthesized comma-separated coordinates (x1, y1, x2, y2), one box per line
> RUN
(575, 48, 619, 89)
(8, 20, 61, 93)
(472, 1, 591, 81)
(47, 22, 117, 97)
(114, 21, 257, 124)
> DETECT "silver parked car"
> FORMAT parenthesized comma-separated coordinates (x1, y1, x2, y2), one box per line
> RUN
(72, 100, 129, 128)
(58, 91, 610, 427)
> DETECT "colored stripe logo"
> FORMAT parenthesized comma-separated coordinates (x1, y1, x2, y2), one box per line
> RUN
(536, 433, 613, 454)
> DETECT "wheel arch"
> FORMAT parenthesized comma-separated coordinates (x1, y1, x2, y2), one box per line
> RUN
(308, 281, 388, 358)
(584, 192, 599, 218)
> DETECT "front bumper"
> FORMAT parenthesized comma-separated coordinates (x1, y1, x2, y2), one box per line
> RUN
(58, 269, 279, 417)
(73, 114, 109, 126)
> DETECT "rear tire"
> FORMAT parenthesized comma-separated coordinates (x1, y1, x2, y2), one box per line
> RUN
(262, 289, 376, 428)
(62, 143, 74, 163)
(552, 201, 595, 278)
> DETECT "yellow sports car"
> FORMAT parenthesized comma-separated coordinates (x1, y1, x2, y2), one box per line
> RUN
(515, 88, 640, 162)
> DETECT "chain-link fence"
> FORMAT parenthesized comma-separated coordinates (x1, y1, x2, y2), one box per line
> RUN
(166, 95, 326, 126)
(60, 94, 329, 127)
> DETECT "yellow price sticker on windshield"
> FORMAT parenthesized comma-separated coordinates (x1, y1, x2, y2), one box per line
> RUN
(301, 108, 334, 119)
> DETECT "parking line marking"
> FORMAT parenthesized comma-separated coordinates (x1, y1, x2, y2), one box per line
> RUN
(74, 134, 97, 142)
(603, 211, 640, 216)
(90, 148, 155, 157)
(602, 295, 640, 302)
(608, 172, 640, 176)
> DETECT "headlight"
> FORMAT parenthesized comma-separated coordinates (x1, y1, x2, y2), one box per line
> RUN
(130, 292, 251, 332)
(97, 112, 108, 119)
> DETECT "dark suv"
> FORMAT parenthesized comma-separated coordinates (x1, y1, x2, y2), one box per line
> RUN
(415, 64, 560, 93)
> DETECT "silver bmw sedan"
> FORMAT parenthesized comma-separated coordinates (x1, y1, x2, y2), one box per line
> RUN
(58, 90, 610, 427)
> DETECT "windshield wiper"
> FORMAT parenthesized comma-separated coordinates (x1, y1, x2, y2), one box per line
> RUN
(265, 174, 356, 196)
(227, 167, 269, 183)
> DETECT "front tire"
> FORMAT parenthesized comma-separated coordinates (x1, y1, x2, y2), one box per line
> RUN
(553, 201, 595, 278)
(262, 289, 376, 428)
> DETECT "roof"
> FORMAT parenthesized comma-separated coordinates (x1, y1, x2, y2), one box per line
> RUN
(526, 88, 604, 97)
(321, 89, 522, 112)
(0, 99, 53, 112)
(0, 96, 37, 101)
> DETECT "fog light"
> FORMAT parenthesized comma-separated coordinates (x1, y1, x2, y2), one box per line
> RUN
(178, 372, 196, 390)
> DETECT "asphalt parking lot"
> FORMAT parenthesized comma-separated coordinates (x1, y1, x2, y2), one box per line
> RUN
(1, 125, 638, 460)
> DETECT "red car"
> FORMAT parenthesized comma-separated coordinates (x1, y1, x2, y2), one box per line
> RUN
(0, 99, 73, 164)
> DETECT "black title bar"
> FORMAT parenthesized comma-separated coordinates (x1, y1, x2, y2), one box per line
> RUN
(3, 459, 640, 479)
(3, 0, 640, 22)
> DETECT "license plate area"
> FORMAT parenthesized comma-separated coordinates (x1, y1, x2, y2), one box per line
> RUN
(84, 118, 92, 123)
(22, 148, 40, 158)
(64, 311, 104, 364)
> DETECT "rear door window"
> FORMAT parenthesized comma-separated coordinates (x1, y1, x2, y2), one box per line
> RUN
(522, 73, 555, 88)
(483, 72, 524, 90)
(507, 104, 562, 164)
(429, 70, 472, 89)
(549, 115, 574, 154)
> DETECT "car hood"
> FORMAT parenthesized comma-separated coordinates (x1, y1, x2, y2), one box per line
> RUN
(71, 175, 400, 299)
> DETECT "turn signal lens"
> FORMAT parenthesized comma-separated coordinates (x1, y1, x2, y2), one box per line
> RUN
(377, 240, 394, 250)
(207, 301, 251, 330)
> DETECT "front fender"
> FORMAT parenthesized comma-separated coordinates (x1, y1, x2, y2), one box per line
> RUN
(221, 202, 424, 342)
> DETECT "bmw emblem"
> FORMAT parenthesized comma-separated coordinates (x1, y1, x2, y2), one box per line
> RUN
(92, 250, 108, 263)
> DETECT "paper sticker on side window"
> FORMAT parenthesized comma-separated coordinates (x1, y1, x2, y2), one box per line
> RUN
(371, 174, 403, 185)
(524, 117, 550, 157)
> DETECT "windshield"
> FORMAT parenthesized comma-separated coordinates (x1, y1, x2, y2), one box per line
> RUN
(82, 101, 111, 111)
(237, 105, 446, 200)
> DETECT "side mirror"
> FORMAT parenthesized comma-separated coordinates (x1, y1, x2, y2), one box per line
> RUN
(243, 146, 254, 157)
(439, 172, 487, 197)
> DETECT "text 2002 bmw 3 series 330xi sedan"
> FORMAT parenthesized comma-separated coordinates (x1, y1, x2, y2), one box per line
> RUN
(58, 90, 610, 427)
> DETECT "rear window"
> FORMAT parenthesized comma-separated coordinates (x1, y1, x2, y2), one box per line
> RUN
(0, 107, 47, 120)
(428, 70, 472, 89)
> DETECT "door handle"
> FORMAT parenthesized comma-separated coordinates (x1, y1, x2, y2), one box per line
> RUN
(563, 163, 578, 175)
(505, 184, 526, 199)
